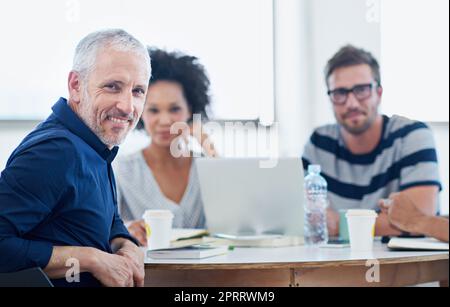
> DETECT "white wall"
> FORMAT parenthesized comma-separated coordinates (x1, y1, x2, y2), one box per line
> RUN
(308, 0, 381, 128)
(0, 122, 36, 168)
(381, 0, 449, 122)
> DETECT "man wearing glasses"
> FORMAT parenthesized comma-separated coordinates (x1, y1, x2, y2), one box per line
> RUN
(302, 45, 441, 237)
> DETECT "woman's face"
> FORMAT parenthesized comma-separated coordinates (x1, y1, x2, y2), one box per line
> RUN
(142, 80, 191, 147)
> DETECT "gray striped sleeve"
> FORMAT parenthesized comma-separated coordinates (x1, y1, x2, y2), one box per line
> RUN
(399, 125, 441, 189)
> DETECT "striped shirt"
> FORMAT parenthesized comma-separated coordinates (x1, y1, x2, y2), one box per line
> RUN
(302, 115, 441, 211)
(113, 151, 206, 228)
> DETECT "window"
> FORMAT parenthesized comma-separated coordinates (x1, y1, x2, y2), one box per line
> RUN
(380, 0, 449, 122)
(0, 0, 275, 123)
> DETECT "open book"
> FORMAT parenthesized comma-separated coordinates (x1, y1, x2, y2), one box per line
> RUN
(171, 229, 209, 242)
(388, 237, 449, 251)
(147, 244, 229, 259)
(211, 234, 304, 248)
(168, 229, 304, 248)
(168, 229, 211, 249)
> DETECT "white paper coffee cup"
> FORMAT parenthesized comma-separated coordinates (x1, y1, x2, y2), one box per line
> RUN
(143, 210, 174, 250)
(346, 209, 378, 252)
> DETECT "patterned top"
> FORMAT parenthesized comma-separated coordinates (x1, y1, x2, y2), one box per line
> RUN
(302, 115, 441, 211)
(113, 151, 206, 228)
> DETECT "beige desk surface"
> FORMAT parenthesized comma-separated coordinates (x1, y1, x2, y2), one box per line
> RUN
(144, 240, 449, 287)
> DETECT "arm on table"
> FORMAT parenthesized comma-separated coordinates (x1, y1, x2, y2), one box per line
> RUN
(111, 237, 145, 287)
(376, 186, 439, 236)
(42, 232, 144, 286)
(375, 213, 403, 237)
(380, 188, 448, 242)
(327, 187, 439, 237)
(328, 208, 403, 237)
(43, 246, 136, 287)
(414, 216, 449, 243)
(326, 207, 402, 237)
(110, 204, 145, 287)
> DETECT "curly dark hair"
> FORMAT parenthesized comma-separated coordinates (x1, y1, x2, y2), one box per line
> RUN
(137, 48, 211, 129)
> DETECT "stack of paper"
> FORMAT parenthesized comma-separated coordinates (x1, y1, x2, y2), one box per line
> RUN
(388, 237, 449, 251)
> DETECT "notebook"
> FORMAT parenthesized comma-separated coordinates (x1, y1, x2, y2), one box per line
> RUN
(388, 237, 449, 251)
(147, 244, 229, 259)
(212, 234, 304, 247)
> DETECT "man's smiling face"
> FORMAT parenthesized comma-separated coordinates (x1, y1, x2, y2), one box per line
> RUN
(76, 48, 150, 147)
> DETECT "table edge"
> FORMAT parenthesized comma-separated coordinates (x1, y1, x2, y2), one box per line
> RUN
(145, 253, 449, 270)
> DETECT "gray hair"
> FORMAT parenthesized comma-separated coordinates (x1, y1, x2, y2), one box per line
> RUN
(72, 29, 151, 82)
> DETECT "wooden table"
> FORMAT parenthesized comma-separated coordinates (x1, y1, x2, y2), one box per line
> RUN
(144, 241, 449, 287)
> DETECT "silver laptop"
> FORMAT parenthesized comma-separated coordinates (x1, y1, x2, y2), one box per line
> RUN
(196, 158, 305, 237)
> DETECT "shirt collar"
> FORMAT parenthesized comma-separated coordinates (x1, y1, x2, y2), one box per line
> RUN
(52, 97, 119, 163)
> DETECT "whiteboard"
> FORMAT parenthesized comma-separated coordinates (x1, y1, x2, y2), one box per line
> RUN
(0, 0, 274, 122)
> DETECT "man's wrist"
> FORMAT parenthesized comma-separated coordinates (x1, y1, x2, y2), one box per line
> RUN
(82, 247, 100, 273)
(120, 239, 139, 252)
(112, 237, 139, 253)
(412, 215, 432, 235)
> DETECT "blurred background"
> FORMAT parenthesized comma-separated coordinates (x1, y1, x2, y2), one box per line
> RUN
(0, 0, 448, 213)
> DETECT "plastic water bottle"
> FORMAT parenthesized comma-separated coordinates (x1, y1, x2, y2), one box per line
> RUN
(304, 165, 329, 245)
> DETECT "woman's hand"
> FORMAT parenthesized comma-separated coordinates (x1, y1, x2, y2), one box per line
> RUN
(127, 219, 148, 247)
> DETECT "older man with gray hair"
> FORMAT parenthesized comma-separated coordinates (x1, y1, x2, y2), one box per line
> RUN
(0, 29, 151, 287)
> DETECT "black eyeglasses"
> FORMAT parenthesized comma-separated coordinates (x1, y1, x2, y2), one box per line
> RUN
(327, 83, 378, 105)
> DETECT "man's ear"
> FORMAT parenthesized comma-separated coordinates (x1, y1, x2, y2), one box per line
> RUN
(377, 85, 383, 98)
(68, 71, 82, 104)
(376, 85, 383, 106)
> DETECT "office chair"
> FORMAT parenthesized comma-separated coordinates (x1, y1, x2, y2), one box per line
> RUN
(0, 267, 53, 287)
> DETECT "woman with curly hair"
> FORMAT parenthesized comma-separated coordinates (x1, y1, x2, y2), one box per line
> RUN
(114, 48, 216, 246)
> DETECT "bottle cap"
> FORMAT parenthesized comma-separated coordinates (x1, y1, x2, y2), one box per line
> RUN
(308, 165, 321, 174)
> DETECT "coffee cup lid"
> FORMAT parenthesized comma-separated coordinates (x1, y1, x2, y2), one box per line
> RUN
(143, 210, 174, 220)
(345, 209, 378, 218)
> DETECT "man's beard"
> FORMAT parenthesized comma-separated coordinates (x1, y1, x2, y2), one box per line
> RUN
(338, 109, 378, 136)
(77, 94, 135, 148)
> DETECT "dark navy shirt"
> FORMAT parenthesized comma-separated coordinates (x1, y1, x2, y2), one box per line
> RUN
(0, 98, 138, 287)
